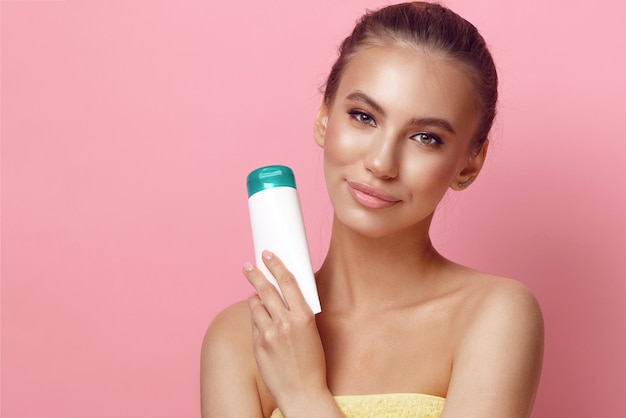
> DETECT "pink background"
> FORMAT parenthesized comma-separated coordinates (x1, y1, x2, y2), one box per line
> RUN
(1, 0, 624, 417)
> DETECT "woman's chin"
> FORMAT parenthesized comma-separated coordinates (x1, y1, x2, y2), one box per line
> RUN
(332, 212, 427, 240)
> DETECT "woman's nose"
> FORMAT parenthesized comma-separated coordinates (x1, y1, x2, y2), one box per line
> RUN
(364, 133, 400, 179)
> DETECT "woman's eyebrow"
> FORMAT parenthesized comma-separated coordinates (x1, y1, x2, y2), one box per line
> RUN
(408, 117, 456, 135)
(345, 91, 386, 116)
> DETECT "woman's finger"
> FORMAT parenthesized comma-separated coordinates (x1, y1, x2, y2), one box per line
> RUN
(261, 251, 311, 313)
(243, 262, 286, 314)
(247, 294, 272, 330)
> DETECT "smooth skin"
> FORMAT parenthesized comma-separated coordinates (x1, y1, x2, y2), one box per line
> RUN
(201, 45, 544, 418)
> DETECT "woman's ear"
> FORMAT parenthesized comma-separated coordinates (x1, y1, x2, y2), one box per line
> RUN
(451, 140, 489, 191)
(314, 105, 329, 148)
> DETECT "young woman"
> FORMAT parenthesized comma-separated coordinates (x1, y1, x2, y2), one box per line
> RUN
(201, 3, 544, 417)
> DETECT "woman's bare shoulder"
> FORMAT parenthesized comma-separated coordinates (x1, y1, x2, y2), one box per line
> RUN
(460, 270, 543, 325)
(444, 269, 544, 417)
(445, 265, 544, 358)
(201, 300, 266, 417)
(204, 300, 252, 343)
(201, 300, 256, 379)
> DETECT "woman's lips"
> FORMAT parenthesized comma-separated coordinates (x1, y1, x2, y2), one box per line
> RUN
(347, 181, 400, 209)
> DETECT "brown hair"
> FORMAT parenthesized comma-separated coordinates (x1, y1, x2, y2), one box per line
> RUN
(323, 2, 498, 148)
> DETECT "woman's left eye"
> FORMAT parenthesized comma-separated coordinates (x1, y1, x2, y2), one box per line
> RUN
(412, 132, 443, 146)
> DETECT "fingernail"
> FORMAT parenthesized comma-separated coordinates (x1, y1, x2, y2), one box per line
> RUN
(262, 250, 273, 261)
(243, 262, 254, 272)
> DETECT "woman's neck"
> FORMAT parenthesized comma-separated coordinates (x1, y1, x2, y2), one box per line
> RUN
(315, 215, 447, 314)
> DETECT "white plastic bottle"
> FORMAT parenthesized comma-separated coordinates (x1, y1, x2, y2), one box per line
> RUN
(247, 165, 321, 314)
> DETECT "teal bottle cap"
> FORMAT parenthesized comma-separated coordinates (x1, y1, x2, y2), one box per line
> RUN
(247, 165, 297, 197)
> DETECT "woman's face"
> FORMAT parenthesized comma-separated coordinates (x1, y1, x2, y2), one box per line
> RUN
(315, 45, 486, 238)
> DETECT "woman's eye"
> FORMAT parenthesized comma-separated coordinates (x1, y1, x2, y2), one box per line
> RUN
(348, 110, 377, 127)
(412, 132, 443, 146)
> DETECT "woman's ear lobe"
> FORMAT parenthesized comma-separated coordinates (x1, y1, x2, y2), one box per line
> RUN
(451, 140, 489, 191)
(314, 106, 329, 147)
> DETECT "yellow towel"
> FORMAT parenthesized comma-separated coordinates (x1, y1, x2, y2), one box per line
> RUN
(271, 392, 445, 418)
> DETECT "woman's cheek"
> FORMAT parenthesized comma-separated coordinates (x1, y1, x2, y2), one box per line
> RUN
(323, 123, 367, 167)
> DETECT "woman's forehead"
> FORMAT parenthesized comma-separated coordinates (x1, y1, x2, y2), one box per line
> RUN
(335, 46, 479, 128)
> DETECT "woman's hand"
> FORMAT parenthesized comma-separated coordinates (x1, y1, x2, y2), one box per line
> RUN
(243, 250, 341, 418)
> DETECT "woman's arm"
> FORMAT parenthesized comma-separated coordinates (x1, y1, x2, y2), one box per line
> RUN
(201, 301, 265, 417)
(201, 252, 343, 418)
(243, 251, 343, 418)
(442, 280, 544, 418)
